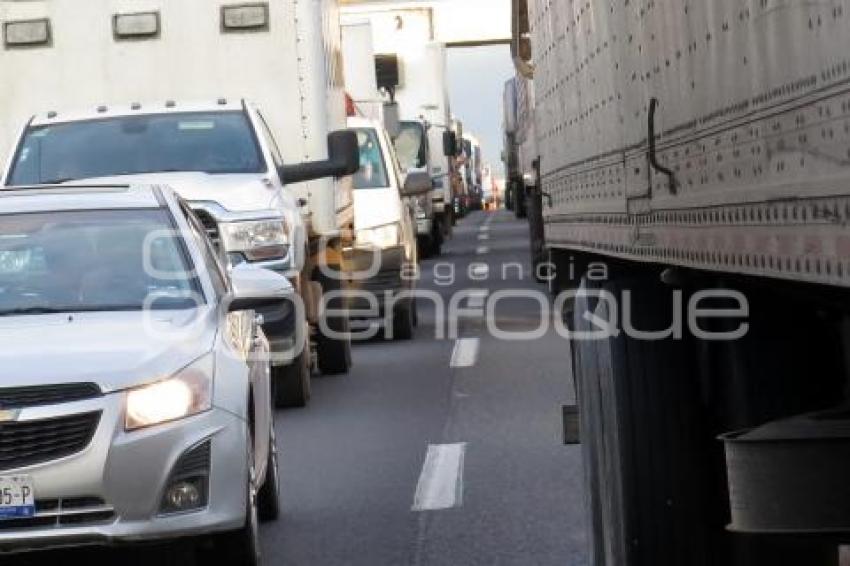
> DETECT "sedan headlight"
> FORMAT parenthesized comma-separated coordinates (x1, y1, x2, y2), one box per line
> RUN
(125, 355, 213, 430)
(219, 219, 289, 261)
(356, 223, 401, 249)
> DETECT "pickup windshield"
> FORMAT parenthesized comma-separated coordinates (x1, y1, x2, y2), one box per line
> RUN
(0, 209, 201, 315)
(394, 121, 427, 171)
(7, 111, 264, 185)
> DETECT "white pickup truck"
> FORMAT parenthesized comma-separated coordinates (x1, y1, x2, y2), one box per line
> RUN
(0, 0, 360, 407)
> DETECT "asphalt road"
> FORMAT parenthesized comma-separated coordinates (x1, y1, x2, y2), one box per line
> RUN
(7, 210, 588, 566)
(266, 210, 587, 566)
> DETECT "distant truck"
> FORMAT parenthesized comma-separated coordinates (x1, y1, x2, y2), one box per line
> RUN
(341, 5, 459, 257)
(510, 1, 850, 565)
(501, 76, 532, 220)
(0, 0, 360, 406)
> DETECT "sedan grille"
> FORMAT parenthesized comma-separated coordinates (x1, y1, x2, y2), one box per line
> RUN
(0, 497, 114, 531)
(192, 208, 221, 249)
(0, 412, 101, 472)
(0, 383, 101, 409)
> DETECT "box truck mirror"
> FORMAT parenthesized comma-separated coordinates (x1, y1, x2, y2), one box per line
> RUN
(442, 131, 457, 157)
(383, 102, 401, 139)
(280, 130, 360, 184)
(401, 171, 433, 197)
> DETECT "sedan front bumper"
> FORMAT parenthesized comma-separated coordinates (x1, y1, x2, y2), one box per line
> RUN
(0, 394, 248, 553)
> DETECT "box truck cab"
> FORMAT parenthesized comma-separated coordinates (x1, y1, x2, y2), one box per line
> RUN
(0, 0, 360, 406)
(341, 7, 456, 256)
(346, 116, 429, 340)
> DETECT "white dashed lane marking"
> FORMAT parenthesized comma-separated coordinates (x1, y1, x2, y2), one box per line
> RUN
(450, 338, 480, 368)
(412, 443, 467, 511)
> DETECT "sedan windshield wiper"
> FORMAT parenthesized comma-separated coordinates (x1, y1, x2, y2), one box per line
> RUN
(38, 177, 77, 185)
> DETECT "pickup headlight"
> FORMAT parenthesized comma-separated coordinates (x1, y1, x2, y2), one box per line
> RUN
(356, 223, 401, 249)
(125, 355, 213, 430)
(219, 219, 289, 261)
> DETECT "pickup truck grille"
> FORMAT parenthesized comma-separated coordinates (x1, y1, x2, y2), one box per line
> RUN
(0, 383, 101, 409)
(0, 497, 114, 531)
(0, 412, 101, 472)
(192, 209, 221, 250)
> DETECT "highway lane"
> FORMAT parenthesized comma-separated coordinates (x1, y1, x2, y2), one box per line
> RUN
(5, 210, 588, 566)
(265, 210, 587, 566)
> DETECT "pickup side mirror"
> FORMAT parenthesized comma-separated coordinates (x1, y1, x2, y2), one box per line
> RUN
(280, 130, 360, 185)
(226, 263, 293, 312)
(442, 130, 457, 157)
(401, 171, 433, 197)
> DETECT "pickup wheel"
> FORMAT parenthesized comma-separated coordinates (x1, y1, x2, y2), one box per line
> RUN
(272, 339, 311, 408)
(314, 270, 352, 375)
(570, 271, 714, 566)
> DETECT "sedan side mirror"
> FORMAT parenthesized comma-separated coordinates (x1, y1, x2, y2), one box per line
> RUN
(401, 171, 433, 197)
(226, 263, 293, 312)
(280, 130, 360, 185)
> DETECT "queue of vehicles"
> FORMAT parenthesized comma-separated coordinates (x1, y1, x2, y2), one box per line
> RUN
(0, 0, 480, 560)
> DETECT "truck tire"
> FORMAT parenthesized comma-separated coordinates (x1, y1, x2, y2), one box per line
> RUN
(570, 271, 714, 566)
(272, 341, 311, 408)
(390, 297, 415, 340)
(314, 270, 352, 375)
(430, 222, 444, 256)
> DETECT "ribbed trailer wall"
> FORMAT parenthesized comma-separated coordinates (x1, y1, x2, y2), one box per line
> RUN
(532, 0, 850, 288)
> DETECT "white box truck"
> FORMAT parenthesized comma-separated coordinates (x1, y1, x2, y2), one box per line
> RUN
(341, 5, 458, 256)
(0, 0, 360, 406)
(510, 0, 850, 564)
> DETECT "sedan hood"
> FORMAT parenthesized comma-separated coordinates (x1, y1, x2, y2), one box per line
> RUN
(69, 172, 278, 213)
(0, 310, 216, 393)
(353, 188, 403, 230)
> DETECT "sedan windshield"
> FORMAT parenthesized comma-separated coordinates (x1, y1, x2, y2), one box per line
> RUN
(0, 209, 201, 315)
(7, 111, 264, 185)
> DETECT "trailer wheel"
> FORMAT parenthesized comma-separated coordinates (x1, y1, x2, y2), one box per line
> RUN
(314, 270, 352, 375)
(570, 271, 714, 566)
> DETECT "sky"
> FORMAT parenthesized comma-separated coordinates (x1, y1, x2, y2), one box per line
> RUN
(446, 44, 515, 179)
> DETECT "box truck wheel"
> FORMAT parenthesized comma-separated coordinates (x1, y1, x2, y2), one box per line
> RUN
(570, 271, 715, 566)
(314, 270, 352, 375)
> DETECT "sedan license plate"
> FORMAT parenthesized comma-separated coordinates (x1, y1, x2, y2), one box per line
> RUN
(0, 476, 35, 520)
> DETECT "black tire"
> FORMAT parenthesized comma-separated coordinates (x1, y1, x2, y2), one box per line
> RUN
(390, 298, 414, 341)
(571, 272, 713, 566)
(207, 436, 261, 566)
(272, 344, 311, 408)
(257, 423, 280, 521)
(314, 270, 352, 375)
(430, 234, 443, 257)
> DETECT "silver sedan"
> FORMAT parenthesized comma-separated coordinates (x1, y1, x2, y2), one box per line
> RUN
(0, 184, 291, 564)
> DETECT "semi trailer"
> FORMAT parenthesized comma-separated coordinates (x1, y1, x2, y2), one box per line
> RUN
(509, 0, 850, 565)
(0, 0, 359, 405)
